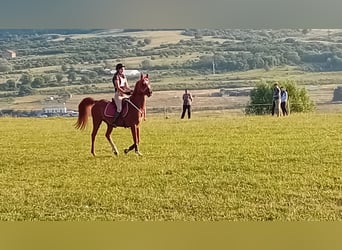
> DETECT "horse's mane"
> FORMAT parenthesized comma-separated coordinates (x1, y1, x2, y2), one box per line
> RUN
(131, 73, 148, 96)
(131, 79, 141, 96)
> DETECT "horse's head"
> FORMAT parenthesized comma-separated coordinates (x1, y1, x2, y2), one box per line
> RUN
(133, 73, 152, 97)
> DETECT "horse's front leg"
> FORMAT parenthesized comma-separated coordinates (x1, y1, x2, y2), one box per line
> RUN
(136, 126, 140, 144)
(105, 124, 119, 156)
(135, 127, 143, 156)
(124, 125, 142, 156)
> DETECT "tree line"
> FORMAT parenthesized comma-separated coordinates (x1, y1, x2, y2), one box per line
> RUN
(1, 29, 342, 74)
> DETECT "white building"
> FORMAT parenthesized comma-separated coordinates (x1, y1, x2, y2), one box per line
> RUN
(43, 105, 67, 114)
(105, 68, 141, 77)
(2, 50, 16, 59)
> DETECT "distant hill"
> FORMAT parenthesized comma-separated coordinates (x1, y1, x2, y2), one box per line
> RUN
(1, 29, 342, 112)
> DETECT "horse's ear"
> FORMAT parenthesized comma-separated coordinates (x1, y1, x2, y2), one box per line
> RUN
(140, 73, 143, 79)
(146, 74, 149, 78)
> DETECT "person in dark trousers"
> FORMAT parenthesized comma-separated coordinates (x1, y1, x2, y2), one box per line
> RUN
(271, 83, 281, 117)
(280, 86, 288, 116)
(181, 89, 193, 119)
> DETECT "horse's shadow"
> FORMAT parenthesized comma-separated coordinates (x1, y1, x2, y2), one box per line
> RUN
(88, 151, 144, 160)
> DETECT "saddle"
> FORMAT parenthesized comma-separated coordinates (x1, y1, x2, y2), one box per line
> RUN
(104, 98, 129, 118)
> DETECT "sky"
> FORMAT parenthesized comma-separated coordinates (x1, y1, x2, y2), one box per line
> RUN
(1, 0, 342, 29)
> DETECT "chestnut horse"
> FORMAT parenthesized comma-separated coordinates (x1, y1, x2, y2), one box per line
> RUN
(75, 73, 152, 156)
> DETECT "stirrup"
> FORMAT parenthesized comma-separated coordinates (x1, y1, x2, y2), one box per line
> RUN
(112, 118, 118, 127)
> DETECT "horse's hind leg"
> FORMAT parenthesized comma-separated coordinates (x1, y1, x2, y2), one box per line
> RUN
(124, 144, 142, 156)
(105, 125, 119, 156)
(124, 126, 142, 156)
(91, 118, 102, 156)
(124, 144, 136, 154)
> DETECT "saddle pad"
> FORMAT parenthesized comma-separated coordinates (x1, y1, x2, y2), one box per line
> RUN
(104, 100, 129, 118)
(104, 102, 116, 117)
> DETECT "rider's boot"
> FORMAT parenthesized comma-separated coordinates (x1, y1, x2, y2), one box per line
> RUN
(112, 111, 120, 127)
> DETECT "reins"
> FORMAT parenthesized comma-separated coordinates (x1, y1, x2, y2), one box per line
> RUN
(126, 77, 149, 115)
(126, 99, 143, 114)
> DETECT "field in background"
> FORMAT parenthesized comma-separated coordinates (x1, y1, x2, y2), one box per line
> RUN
(4, 68, 342, 114)
(0, 113, 341, 220)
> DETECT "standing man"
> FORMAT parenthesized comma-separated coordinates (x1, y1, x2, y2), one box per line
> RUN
(280, 86, 288, 116)
(271, 83, 281, 117)
(112, 63, 132, 127)
(181, 89, 193, 119)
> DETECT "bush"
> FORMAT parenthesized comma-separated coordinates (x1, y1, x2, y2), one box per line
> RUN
(283, 80, 315, 113)
(245, 82, 272, 115)
(332, 86, 342, 101)
(245, 80, 315, 115)
(0, 62, 12, 72)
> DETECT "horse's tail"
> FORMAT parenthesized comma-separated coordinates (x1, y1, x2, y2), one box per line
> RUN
(74, 97, 96, 130)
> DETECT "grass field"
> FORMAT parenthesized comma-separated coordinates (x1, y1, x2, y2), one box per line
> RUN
(0, 112, 341, 221)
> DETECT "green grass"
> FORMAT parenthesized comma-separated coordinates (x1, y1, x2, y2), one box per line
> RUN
(0, 113, 341, 221)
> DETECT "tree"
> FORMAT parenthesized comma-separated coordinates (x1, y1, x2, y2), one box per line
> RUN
(282, 80, 315, 113)
(61, 64, 68, 72)
(302, 29, 311, 35)
(80, 75, 91, 84)
(18, 85, 35, 96)
(6, 80, 16, 90)
(332, 86, 342, 101)
(67, 72, 77, 82)
(84, 70, 98, 78)
(195, 55, 214, 70)
(144, 38, 151, 45)
(56, 73, 64, 83)
(42, 74, 52, 83)
(141, 59, 152, 70)
(245, 82, 272, 115)
(0, 60, 12, 72)
(245, 80, 315, 115)
(255, 56, 265, 68)
(284, 52, 301, 64)
(19, 73, 33, 85)
(31, 77, 44, 88)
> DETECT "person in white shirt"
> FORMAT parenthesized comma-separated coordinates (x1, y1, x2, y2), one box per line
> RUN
(112, 63, 132, 127)
(280, 87, 288, 116)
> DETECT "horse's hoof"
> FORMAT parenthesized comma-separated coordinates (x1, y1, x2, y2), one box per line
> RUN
(124, 149, 129, 154)
(113, 151, 118, 156)
(135, 151, 143, 156)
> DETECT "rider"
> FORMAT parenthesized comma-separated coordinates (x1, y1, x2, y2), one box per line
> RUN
(112, 63, 132, 127)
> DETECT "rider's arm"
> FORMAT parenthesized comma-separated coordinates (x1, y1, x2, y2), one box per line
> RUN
(114, 77, 126, 94)
(123, 79, 133, 94)
(124, 79, 131, 91)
